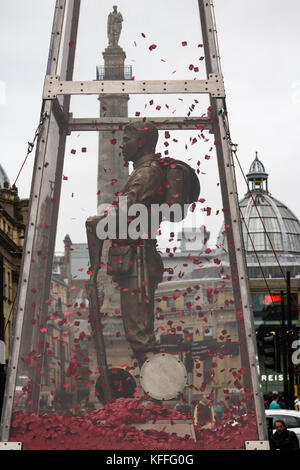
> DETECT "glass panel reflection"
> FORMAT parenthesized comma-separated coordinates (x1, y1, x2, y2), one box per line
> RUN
(4, 0, 264, 451)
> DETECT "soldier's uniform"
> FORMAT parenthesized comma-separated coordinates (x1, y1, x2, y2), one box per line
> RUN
(107, 153, 165, 366)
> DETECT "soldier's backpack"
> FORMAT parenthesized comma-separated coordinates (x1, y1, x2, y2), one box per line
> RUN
(157, 156, 200, 222)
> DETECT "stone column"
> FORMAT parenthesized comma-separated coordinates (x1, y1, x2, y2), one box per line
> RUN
(96, 45, 131, 363)
(97, 46, 129, 210)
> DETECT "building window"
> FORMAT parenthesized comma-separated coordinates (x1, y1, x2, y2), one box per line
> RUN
(3, 267, 8, 300)
(284, 219, 299, 233)
(202, 288, 214, 305)
(251, 292, 298, 326)
(247, 232, 283, 251)
(166, 296, 175, 308)
(204, 326, 213, 337)
(52, 263, 61, 274)
(7, 270, 12, 301)
(184, 296, 193, 309)
(203, 356, 214, 383)
(184, 328, 193, 344)
(286, 233, 300, 252)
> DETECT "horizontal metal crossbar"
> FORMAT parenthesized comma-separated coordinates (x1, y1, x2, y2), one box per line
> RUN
(67, 115, 214, 132)
(43, 74, 225, 99)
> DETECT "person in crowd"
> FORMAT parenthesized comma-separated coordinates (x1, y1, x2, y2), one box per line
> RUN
(264, 394, 271, 409)
(269, 419, 300, 451)
(194, 397, 213, 426)
(213, 402, 224, 421)
(269, 393, 281, 409)
(294, 395, 300, 411)
(278, 393, 286, 409)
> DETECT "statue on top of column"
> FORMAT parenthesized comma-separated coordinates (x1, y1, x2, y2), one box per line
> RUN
(107, 5, 123, 47)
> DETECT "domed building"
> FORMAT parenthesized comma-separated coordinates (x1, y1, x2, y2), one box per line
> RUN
(239, 154, 300, 395)
(237, 153, 300, 338)
(0, 166, 29, 362)
(211, 153, 300, 278)
(240, 152, 300, 277)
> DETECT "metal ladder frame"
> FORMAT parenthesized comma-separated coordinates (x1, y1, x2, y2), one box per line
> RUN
(0, 0, 268, 445)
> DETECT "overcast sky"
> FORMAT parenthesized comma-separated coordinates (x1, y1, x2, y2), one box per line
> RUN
(0, 0, 299, 253)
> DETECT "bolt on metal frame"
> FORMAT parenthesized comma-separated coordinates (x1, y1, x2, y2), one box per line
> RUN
(0, 0, 268, 445)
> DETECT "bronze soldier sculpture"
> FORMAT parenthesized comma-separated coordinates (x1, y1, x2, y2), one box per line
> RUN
(110, 121, 165, 368)
(86, 120, 200, 402)
(86, 121, 164, 378)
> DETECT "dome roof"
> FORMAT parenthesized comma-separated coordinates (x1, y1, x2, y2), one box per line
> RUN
(246, 152, 269, 193)
(239, 192, 300, 253)
(240, 154, 300, 253)
(216, 154, 300, 255)
(247, 152, 267, 176)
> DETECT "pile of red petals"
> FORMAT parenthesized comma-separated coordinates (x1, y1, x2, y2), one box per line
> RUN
(10, 398, 258, 450)
(82, 398, 190, 425)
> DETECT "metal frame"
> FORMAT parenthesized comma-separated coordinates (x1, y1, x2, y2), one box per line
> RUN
(43, 74, 225, 99)
(0, 0, 81, 442)
(198, 0, 268, 442)
(67, 115, 214, 133)
(0, 0, 268, 445)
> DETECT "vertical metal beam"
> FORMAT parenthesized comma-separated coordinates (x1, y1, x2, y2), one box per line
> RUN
(281, 290, 289, 407)
(0, 256, 4, 346)
(35, 0, 81, 339)
(198, 0, 268, 441)
(29, 0, 81, 415)
(0, 0, 81, 441)
(287, 271, 295, 409)
(46, 0, 67, 76)
(0, 256, 4, 412)
(59, 0, 81, 112)
(0, 0, 67, 440)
